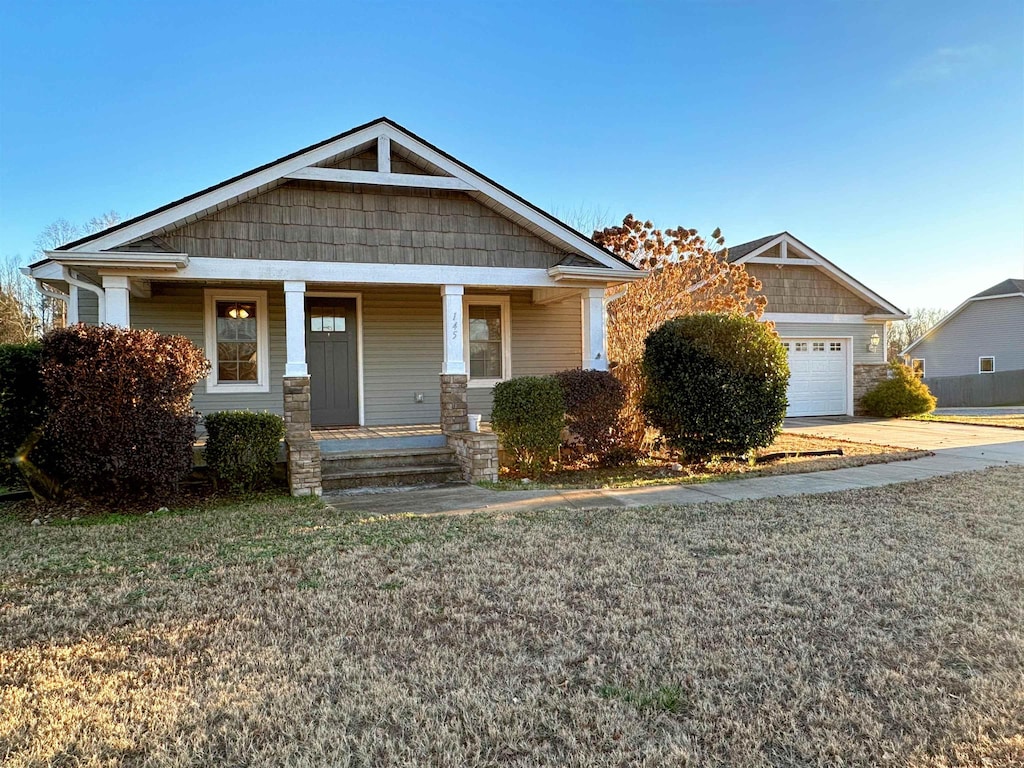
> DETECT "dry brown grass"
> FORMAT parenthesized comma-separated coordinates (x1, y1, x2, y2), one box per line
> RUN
(493, 432, 926, 490)
(2, 469, 1023, 766)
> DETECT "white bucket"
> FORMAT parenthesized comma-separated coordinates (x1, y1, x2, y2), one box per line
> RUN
(467, 414, 482, 432)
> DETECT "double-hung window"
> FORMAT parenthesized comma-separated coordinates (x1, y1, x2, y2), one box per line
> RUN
(464, 296, 510, 388)
(204, 289, 270, 393)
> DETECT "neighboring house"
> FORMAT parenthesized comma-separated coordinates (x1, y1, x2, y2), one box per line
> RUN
(900, 279, 1024, 407)
(902, 279, 1024, 377)
(23, 117, 643, 494)
(726, 233, 908, 417)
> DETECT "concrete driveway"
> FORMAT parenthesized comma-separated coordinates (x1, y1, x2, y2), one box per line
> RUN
(783, 416, 1024, 463)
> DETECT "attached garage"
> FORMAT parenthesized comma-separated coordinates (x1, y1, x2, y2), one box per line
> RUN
(781, 337, 850, 417)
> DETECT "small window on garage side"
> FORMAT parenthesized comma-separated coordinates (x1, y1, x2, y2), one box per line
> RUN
(911, 359, 925, 378)
(829, 342, 842, 352)
(204, 290, 270, 394)
(979, 356, 995, 373)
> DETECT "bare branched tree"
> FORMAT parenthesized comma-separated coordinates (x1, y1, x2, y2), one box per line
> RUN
(7, 211, 127, 336)
(886, 308, 946, 362)
(0, 256, 39, 343)
(550, 203, 614, 239)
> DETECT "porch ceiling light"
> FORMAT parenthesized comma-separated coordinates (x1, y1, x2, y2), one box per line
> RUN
(867, 332, 880, 352)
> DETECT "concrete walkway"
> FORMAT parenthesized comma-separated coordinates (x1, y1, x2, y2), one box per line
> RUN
(324, 418, 1024, 516)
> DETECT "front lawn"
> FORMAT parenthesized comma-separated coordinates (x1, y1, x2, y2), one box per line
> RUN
(2, 469, 1022, 766)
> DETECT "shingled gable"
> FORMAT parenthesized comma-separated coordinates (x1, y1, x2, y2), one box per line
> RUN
(726, 231, 906, 319)
(47, 117, 636, 274)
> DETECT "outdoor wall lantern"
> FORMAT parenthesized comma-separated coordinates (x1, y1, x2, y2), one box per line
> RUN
(867, 332, 880, 352)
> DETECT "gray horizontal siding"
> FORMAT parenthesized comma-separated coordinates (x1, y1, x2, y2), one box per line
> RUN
(467, 292, 582, 419)
(908, 297, 1024, 377)
(362, 287, 443, 426)
(130, 284, 286, 418)
(77, 291, 99, 325)
(126, 283, 583, 427)
(771, 321, 886, 365)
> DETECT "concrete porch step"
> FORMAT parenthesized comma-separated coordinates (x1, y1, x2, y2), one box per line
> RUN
(322, 463, 463, 491)
(320, 445, 463, 490)
(321, 446, 458, 473)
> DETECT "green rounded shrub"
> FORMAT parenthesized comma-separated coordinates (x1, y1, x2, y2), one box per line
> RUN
(641, 313, 789, 461)
(203, 411, 285, 492)
(861, 363, 937, 417)
(491, 376, 565, 475)
(553, 368, 626, 464)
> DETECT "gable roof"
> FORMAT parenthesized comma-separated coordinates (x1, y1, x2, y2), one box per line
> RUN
(902, 277, 1024, 356)
(725, 233, 783, 263)
(725, 231, 907, 319)
(45, 117, 635, 273)
(972, 278, 1024, 299)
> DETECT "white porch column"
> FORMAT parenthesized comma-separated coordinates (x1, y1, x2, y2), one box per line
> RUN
(67, 285, 79, 324)
(582, 287, 609, 371)
(102, 275, 130, 327)
(441, 284, 465, 375)
(284, 280, 308, 377)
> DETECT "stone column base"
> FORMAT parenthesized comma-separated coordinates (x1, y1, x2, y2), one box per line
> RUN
(853, 364, 891, 416)
(440, 373, 469, 434)
(448, 430, 499, 483)
(283, 376, 323, 497)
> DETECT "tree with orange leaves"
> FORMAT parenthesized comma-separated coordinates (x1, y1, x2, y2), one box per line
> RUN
(593, 215, 767, 452)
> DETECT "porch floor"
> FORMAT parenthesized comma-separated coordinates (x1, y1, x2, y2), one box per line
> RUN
(312, 424, 442, 442)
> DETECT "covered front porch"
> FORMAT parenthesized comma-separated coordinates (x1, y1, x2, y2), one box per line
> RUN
(31, 268, 621, 495)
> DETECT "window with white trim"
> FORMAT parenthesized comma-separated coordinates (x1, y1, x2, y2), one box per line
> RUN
(911, 358, 925, 378)
(830, 342, 842, 352)
(204, 289, 270, 393)
(980, 356, 995, 373)
(463, 296, 510, 388)
(813, 341, 825, 352)
(795, 342, 808, 352)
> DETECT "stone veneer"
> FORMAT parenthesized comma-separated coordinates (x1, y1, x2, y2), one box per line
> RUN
(283, 376, 322, 497)
(440, 373, 498, 481)
(448, 430, 500, 483)
(440, 374, 469, 434)
(853, 364, 890, 416)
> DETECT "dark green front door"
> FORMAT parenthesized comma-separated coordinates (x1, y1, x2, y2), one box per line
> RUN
(306, 298, 359, 426)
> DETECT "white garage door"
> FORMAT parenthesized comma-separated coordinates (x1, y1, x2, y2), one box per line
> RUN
(783, 338, 849, 417)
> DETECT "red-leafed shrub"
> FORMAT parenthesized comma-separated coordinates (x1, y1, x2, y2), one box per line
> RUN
(553, 368, 627, 464)
(40, 325, 210, 499)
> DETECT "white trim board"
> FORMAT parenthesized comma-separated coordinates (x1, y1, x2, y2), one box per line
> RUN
(306, 291, 365, 426)
(733, 233, 907, 319)
(93, 257, 634, 289)
(763, 312, 876, 324)
(55, 118, 634, 272)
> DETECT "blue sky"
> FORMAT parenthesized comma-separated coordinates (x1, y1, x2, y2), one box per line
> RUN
(1, 0, 1021, 311)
